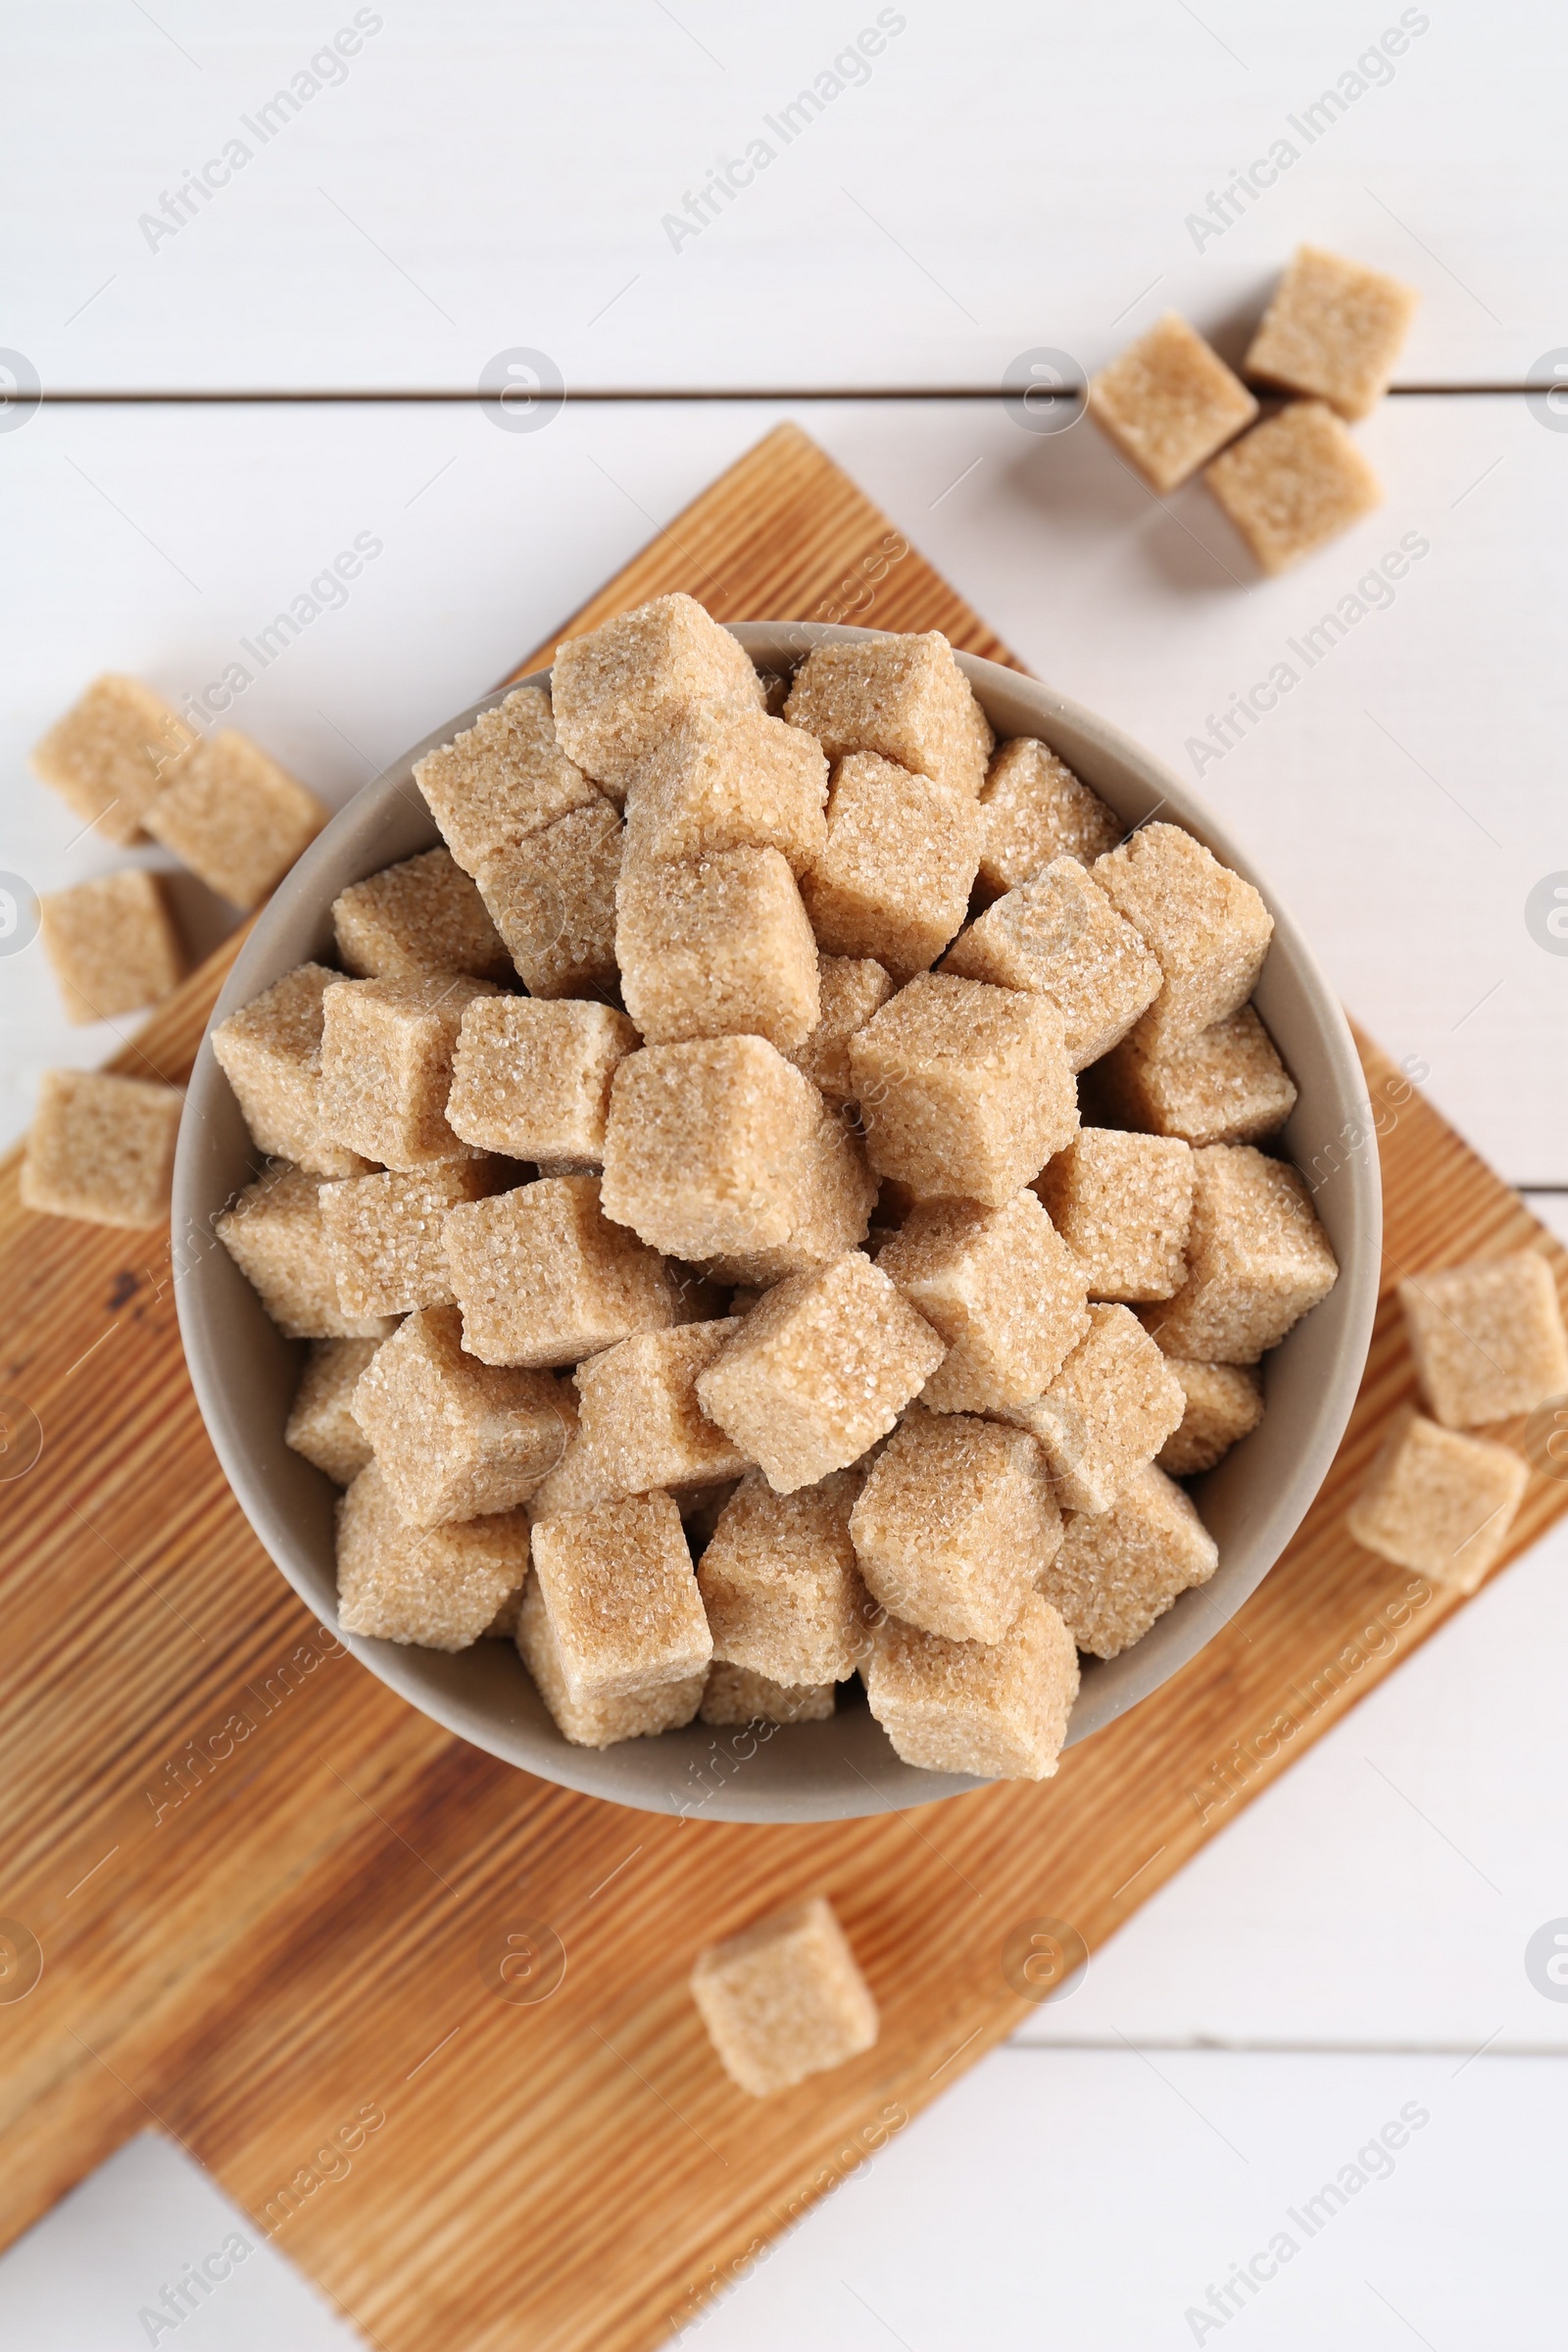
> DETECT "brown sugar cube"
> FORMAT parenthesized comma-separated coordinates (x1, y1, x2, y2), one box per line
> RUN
(211, 963, 372, 1181)
(621, 704, 828, 876)
(21, 1068, 183, 1230)
(1091, 823, 1273, 1051)
(1035, 1129, 1195, 1303)
(353, 1305, 574, 1526)
(867, 1592, 1079, 1780)
(445, 1172, 679, 1367)
(799, 753, 979, 980)
(318, 974, 499, 1169)
(1348, 1406, 1529, 1594)
(284, 1336, 381, 1486)
(1157, 1359, 1264, 1478)
(30, 673, 196, 845)
(1041, 1463, 1220, 1657)
(319, 1160, 508, 1318)
(690, 1895, 878, 2097)
(616, 847, 820, 1052)
(976, 738, 1122, 901)
(38, 869, 186, 1025)
(143, 730, 327, 908)
(530, 1491, 711, 1698)
(447, 996, 637, 1163)
(700, 1663, 835, 1727)
(850, 1413, 1061, 1643)
(1397, 1252, 1568, 1429)
(701, 1093, 876, 1289)
(335, 1460, 527, 1649)
(876, 1190, 1090, 1413)
(602, 1037, 823, 1264)
(475, 800, 622, 998)
(1204, 402, 1382, 576)
(1092, 1004, 1298, 1149)
(217, 1161, 395, 1340)
(551, 593, 764, 801)
(332, 847, 511, 983)
(1140, 1143, 1338, 1365)
(999, 1303, 1186, 1515)
(941, 857, 1161, 1070)
(516, 1576, 704, 1746)
(849, 974, 1078, 1208)
(560, 1320, 752, 1506)
(784, 631, 994, 800)
(1246, 244, 1419, 421)
(696, 1250, 944, 1495)
(784, 955, 895, 1109)
(1088, 311, 1258, 494)
(413, 685, 602, 872)
(698, 1469, 874, 1685)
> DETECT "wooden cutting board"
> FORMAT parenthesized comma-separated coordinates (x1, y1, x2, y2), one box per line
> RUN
(2, 421, 1564, 2352)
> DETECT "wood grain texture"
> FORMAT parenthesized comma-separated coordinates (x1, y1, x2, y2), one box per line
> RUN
(1, 424, 1564, 2352)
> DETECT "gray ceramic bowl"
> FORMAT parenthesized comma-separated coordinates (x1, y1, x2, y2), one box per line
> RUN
(173, 622, 1380, 1823)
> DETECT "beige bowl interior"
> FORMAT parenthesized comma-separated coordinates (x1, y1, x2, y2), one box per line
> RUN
(172, 623, 1380, 1823)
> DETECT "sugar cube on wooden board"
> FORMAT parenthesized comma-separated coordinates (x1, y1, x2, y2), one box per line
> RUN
(21, 1068, 184, 1231)
(1397, 1252, 1568, 1428)
(1348, 1406, 1531, 1592)
(689, 1894, 879, 2097)
(38, 869, 186, 1025)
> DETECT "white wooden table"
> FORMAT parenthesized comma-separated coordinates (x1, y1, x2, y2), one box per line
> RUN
(3, 9, 1566, 2345)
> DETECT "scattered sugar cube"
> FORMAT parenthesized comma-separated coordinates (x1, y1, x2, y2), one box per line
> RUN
(413, 685, 602, 870)
(621, 704, 828, 875)
(318, 974, 500, 1169)
(999, 1302, 1186, 1514)
(799, 752, 980, 980)
(29, 673, 196, 845)
(941, 857, 1161, 1069)
(529, 1491, 712, 1697)
(698, 1469, 874, 1685)
(1157, 1359, 1264, 1477)
(1041, 1463, 1220, 1656)
(551, 594, 764, 799)
(784, 631, 994, 799)
(563, 1320, 753, 1504)
(976, 738, 1122, 899)
(445, 1172, 680, 1367)
(1246, 244, 1419, 421)
(690, 1894, 879, 2097)
(1088, 311, 1258, 493)
(616, 846, 821, 1051)
(38, 868, 186, 1025)
(849, 973, 1078, 1207)
(516, 1575, 706, 1746)
(143, 729, 327, 908)
(284, 1336, 381, 1486)
(211, 962, 373, 1179)
(851, 1412, 1061, 1642)
(700, 1664, 835, 1727)
(217, 1161, 396, 1339)
(352, 1305, 574, 1526)
(1397, 1252, 1568, 1429)
(1348, 1406, 1529, 1593)
(867, 1592, 1079, 1780)
(319, 1160, 508, 1318)
(446, 996, 638, 1163)
(475, 800, 623, 998)
(21, 1067, 184, 1230)
(876, 1190, 1090, 1412)
(1204, 401, 1382, 575)
(332, 847, 512, 982)
(1091, 823, 1273, 1050)
(1035, 1129, 1195, 1303)
(335, 1460, 528, 1649)
(696, 1250, 945, 1494)
(1140, 1143, 1339, 1365)
(784, 955, 895, 1108)
(1092, 1004, 1298, 1147)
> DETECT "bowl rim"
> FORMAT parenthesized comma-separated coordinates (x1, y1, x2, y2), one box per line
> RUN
(172, 620, 1381, 1823)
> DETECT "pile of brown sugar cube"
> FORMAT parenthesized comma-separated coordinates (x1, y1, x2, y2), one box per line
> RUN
(208, 592, 1343, 1783)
